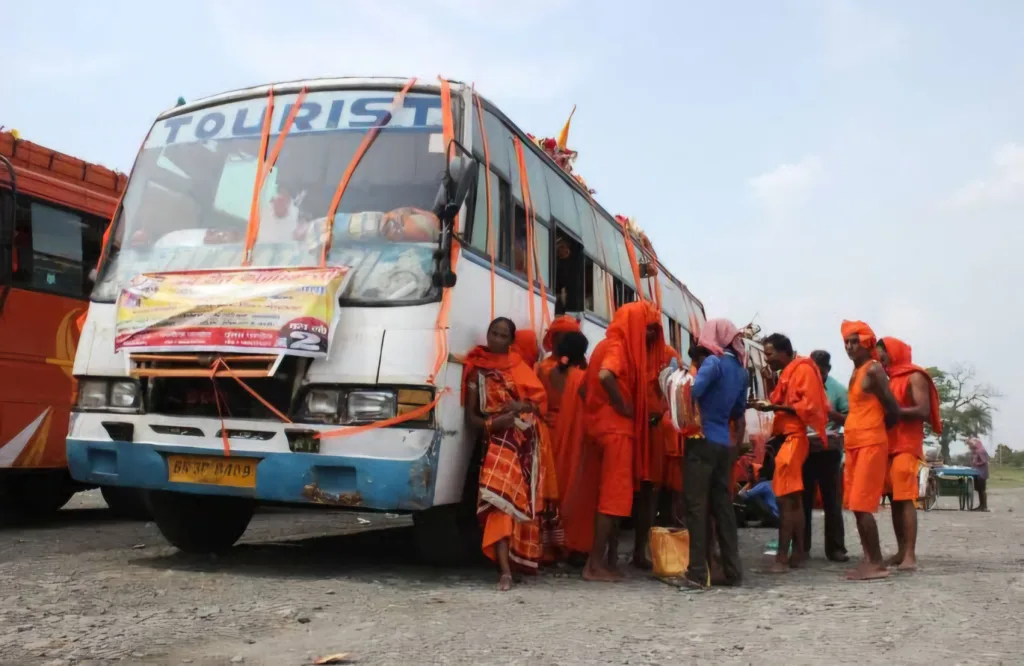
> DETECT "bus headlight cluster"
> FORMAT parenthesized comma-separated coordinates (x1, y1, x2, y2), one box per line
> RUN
(297, 387, 433, 427)
(76, 378, 141, 411)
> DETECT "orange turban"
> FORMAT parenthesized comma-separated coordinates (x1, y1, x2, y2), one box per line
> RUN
(841, 320, 879, 360)
(542, 315, 582, 353)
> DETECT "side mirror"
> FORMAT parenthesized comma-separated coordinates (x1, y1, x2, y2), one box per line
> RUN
(437, 139, 478, 223)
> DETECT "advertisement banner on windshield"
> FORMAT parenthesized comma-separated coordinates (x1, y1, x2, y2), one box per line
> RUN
(114, 267, 350, 357)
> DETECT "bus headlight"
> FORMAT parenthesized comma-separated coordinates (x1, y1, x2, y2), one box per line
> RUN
(75, 378, 142, 412)
(110, 381, 141, 409)
(346, 390, 396, 424)
(304, 389, 342, 420)
(78, 380, 110, 409)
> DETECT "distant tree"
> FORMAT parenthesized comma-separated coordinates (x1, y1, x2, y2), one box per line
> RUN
(927, 365, 1000, 462)
(994, 443, 1024, 468)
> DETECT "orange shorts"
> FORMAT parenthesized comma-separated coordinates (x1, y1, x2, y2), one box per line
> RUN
(844, 444, 887, 513)
(772, 433, 809, 498)
(595, 433, 633, 517)
(887, 452, 921, 502)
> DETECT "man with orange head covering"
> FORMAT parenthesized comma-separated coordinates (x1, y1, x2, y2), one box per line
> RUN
(877, 336, 942, 571)
(757, 333, 829, 574)
(841, 320, 900, 581)
(578, 301, 663, 582)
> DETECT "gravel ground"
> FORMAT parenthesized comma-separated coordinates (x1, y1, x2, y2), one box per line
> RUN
(1, 488, 1021, 666)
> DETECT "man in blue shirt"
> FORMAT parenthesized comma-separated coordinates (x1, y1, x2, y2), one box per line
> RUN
(802, 350, 850, 562)
(680, 319, 750, 590)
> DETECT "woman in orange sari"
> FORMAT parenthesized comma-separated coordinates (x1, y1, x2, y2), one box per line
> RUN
(462, 317, 558, 591)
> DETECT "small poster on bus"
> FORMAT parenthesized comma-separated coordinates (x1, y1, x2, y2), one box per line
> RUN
(114, 267, 350, 358)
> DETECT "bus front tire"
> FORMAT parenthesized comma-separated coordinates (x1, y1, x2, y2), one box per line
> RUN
(100, 486, 153, 521)
(147, 490, 254, 553)
(0, 471, 76, 521)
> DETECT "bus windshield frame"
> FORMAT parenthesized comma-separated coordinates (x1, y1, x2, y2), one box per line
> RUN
(92, 86, 455, 307)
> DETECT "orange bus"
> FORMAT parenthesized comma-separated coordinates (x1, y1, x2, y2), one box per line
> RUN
(0, 129, 146, 519)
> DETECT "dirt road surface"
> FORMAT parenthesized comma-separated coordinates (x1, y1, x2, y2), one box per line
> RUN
(1, 488, 1021, 665)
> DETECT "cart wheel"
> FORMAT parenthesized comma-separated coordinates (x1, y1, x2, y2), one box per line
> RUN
(923, 476, 939, 512)
(966, 477, 975, 510)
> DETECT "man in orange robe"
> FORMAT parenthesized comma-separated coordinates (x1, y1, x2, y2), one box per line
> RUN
(577, 301, 663, 582)
(758, 333, 829, 573)
(878, 336, 942, 572)
(841, 320, 901, 581)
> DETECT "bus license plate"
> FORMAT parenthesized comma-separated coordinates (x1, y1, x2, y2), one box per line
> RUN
(167, 455, 258, 488)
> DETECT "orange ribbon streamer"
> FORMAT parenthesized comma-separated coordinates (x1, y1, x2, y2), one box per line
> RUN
(244, 87, 309, 265)
(320, 78, 418, 266)
(472, 89, 497, 322)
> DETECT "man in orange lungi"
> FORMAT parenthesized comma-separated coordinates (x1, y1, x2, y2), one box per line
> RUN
(878, 336, 942, 571)
(758, 333, 830, 574)
(841, 320, 900, 581)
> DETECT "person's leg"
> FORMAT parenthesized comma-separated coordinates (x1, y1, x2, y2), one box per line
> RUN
(789, 491, 807, 568)
(846, 445, 890, 581)
(974, 477, 988, 511)
(584, 514, 622, 581)
(584, 433, 632, 582)
(886, 455, 907, 567)
(802, 452, 817, 556)
(819, 450, 848, 561)
(683, 438, 713, 586)
(709, 444, 742, 585)
(895, 499, 918, 571)
(495, 539, 513, 591)
(632, 482, 658, 569)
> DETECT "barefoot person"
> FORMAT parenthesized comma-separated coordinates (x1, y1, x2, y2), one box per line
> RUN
(579, 302, 664, 582)
(877, 337, 942, 571)
(548, 332, 592, 564)
(841, 320, 900, 581)
(678, 318, 749, 590)
(462, 317, 553, 591)
(633, 341, 684, 570)
(758, 334, 829, 574)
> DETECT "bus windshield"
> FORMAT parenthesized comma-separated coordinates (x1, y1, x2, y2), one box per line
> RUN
(92, 88, 449, 304)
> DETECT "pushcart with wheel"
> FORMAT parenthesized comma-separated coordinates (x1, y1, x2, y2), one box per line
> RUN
(934, 466, 980, 510)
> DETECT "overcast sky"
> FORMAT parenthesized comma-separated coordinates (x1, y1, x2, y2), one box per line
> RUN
(4, 0, 1020, 453)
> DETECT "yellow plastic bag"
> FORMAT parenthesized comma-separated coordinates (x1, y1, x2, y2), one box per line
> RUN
(650, 526, 691, 578)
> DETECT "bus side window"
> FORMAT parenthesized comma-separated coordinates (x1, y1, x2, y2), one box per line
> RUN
(554, 228, 585, 313)
(12, 197, 88, 298)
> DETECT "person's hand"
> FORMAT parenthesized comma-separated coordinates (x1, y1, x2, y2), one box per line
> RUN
(489, 413, 516, 430)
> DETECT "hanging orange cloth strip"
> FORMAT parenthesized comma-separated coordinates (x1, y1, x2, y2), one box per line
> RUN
(512, 137, 537, 338)
(320, 78, 418, 266)
(584, 190, 616, 316)
(427, 77, 460, 384)
(245, 89, 275, 258)
(243, 88, 308, 265)
(618, 218, 645, 302)
(472, 89, 497, 322)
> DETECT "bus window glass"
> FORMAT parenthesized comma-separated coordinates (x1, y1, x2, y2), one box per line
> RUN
(524, 150, 550, 221)
(534, 220, 551, 287)
(92, 89, 448, 305)
(574, 192, 599, 256)
(549, 173, 579, 236)
(594, 215, 622, 276)
(470, 165, 500, 255)
(15, 200, 87, 297)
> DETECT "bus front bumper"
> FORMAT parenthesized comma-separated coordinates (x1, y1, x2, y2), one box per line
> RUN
(65, 415, 440, 511)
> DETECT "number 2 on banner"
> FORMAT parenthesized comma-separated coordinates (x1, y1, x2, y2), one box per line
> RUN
(288, 331, 322, 352)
